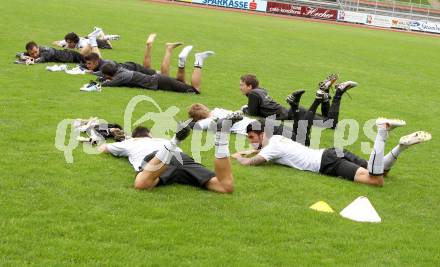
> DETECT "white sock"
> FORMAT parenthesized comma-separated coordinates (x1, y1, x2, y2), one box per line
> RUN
(155, 137, 179, 164)
(178, 45, 193, 68)
(194, 51, 214, 68)
(368, 127, 388, 175)
(104, 34, 119, 41)
(215, 131, 230, 159)
(383, 144, 408, 170)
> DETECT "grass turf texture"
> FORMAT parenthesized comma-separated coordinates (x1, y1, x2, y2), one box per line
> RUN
(1, 0, 440, 265)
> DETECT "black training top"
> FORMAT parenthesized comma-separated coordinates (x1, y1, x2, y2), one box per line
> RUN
(101, 68, 159, 89)
(29, 47, 83, 63)
(244, 88, 289, 120)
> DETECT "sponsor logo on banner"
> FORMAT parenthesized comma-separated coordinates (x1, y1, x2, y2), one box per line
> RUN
(266, 2, 336, 20)
(337, 11, 367, 24)
(410, 21, 440, 34)
(193, 0, 267, 11)
(391, 17, 411, 30)
(365, 14, 392, 28)
(266, 1, 301, 16)
(300, 6, 337, 20)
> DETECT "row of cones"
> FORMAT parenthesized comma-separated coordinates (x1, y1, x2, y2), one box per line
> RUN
(310, 196, 381, 223)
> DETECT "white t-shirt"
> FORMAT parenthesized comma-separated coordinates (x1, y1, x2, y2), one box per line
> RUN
(58, 37, 90, 48)
(195, 108, 256, 135)
(106, 137, 182, 171)
(258, 135, 324, 173)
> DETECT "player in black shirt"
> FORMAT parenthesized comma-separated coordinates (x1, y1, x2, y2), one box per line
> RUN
(82, 33, 190, 81)
(239, 74, 358, 130)
(98, 48, 214, 94)
(17, 38, 102, 65)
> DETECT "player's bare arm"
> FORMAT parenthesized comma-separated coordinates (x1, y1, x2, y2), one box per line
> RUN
(232, 153, 266, 166)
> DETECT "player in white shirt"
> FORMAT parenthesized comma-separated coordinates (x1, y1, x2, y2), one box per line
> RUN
(53, 27, 119, 50)
(99, 119, 239, 193)
(232, 119, 431, 186)
(188, 103, 256, 135)
(187, 102, 318, 147)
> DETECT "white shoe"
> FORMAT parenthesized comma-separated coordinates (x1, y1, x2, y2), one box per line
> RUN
(336, 81, 358, 93)
(65, 66, 86, 75)
(399, 131, 432, 146)
(80, 82, 102, 92)
(194, 51, 215, 67)
(104, 34, 120, 40)
(376, 118, 406, 130)
(89, 27, 102, 38)
(195, 51, 215, 60)
(179, 45, 193, 59)
(46, 64, 67, 72)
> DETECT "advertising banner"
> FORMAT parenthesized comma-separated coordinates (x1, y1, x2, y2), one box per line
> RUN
(266, 2, 337, 20)
(300, 6, 338, 20)
(192, 0, 267, 12)
(365, 14, 392, 28)
(391, 17, 412, 30)
(409, 21, 440, 34)
(337, 11, 368, 24)
(266, 1, 301, 16)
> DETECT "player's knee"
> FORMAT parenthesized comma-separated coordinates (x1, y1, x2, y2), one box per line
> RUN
(134, 173, 155, 190)
(134, 180, 155, 190)
(356, 168, 370, 180)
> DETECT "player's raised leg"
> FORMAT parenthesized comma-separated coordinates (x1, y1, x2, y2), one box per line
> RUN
(143, 33, 157, 69)
(327, 80, 358, 128)
(161, 42, 183, 76)
(354, 118, 406, 186)
(383, 131, 432, 175)
(191, 51, 215, 93)
(204, 116, 241, 193)
(176, 45, 193, 82)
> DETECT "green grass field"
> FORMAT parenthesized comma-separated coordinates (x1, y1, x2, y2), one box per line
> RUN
(1, 0, 440, 265)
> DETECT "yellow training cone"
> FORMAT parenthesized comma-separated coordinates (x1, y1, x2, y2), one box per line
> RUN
(309, 201, 334, 213)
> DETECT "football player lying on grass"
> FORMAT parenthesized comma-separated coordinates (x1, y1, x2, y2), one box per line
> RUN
(52, 26, 119, 50)
(232, 119, 431, 186)
(74, 117, 126, 144)
(93, 48, 214, 94)
(187, 103, 256, 135)
(16, 28, 103, 65)
(238, 73, 357, 130)
(98, 119, 239, 193)
(187, 84, 335, 147)
(82, 33, 189, 81)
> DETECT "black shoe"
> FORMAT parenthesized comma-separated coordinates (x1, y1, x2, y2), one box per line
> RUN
(225, 112, 244, 124)
(319, 73, 339, 92)
(175, 121, 191, 142)
(335, 81, 358, 93)
(286, 89, 305, 106)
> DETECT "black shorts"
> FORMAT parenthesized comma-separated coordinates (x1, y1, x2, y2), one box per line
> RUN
(157, 75, 199, 94)
(96, 39, 112, 49)
(319, 148, 368, 181)
(121, 62, 156, 76)
(54, 49, 84, 63)
(141, 151, 215, 188)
